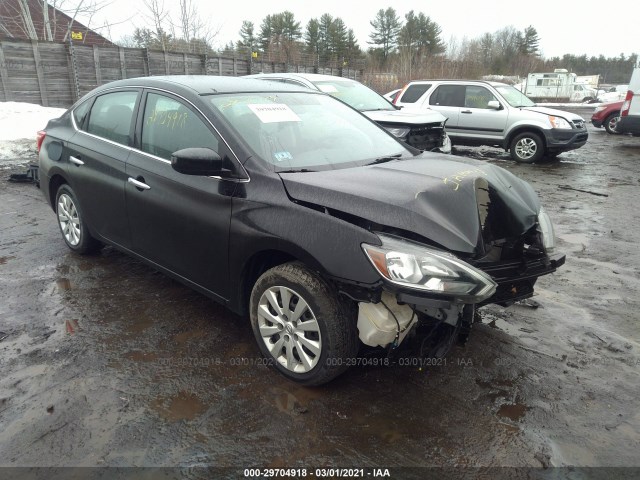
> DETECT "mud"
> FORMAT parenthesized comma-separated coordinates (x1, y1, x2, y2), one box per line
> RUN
(0, 108, 639, 471)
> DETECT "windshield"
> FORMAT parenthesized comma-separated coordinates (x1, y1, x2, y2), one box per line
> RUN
(208, 92, 409, 172)
(312, 79, 395, 112)
(494, 85, 536, 107)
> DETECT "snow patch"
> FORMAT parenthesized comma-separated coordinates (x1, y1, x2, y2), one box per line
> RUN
(0, 101, 65, 162)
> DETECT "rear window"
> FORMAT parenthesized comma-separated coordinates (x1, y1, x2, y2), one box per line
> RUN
(86, 91, 138, 146)
(398, 84, 431, 103)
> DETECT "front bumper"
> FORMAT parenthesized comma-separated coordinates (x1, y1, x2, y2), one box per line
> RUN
(349, 252, 566, 310)
(542, 128, 588, 152)
(591, 118, 604, 128)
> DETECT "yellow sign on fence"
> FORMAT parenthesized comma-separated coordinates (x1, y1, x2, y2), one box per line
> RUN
(71, 31, 83, 40)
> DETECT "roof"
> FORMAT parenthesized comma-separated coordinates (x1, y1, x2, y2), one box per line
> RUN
(247, 72, 359, 84)
(91, 75, 315, 96)
(406, 79, 510, 87)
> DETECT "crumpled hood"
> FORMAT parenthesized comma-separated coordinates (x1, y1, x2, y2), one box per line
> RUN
(279, 154, 540, 255)
(523, 106, 585, 122)
(363, 109, 447, 125)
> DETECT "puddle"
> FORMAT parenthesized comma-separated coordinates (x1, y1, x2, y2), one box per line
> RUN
(151, 390, 208, 422)
(497, 403, 530, 421)
(56, 278, 72, 291)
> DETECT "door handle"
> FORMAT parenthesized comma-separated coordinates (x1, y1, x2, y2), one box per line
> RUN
(69, 155, 84, 166)
(461, 110, 472, 114)
(128, 177, 151, 190)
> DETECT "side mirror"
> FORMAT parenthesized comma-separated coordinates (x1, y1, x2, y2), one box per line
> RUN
(487, 100, 501, 110)
(171, 148, 224, 176)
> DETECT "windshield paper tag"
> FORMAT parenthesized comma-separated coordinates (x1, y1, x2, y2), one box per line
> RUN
(248, 104, 301, 123)
(274, 151, 294, 162)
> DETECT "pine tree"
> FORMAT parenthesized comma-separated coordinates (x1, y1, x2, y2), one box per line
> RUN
(368, 8, 402, 62)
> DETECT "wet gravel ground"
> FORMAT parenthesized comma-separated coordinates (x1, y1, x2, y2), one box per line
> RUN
(0, 107, 639, 474)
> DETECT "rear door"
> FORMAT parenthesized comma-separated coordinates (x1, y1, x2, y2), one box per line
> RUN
(65, 89, 140, 248)
(427, 84, 464, 129)
(125, 90, 236, 299)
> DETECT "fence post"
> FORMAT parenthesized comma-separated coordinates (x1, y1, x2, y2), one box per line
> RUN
(92, 45, 102, 86)
(233, 57, 237, 76)
(218, 57, 222, 75)
(183, 53, 188, 74)
(31, 41, 49, 106)
(66, 43, 80, 102)
(143, 48, 150, 76)
(164, 51, 170, 74)
(0, 41, 12, 101)
(119, 47, 127, 79)
(202, 53, 208, 74)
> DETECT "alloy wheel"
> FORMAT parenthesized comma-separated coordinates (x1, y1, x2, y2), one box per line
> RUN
(57, 193, 81, 246)
(257, 286, 322, 373)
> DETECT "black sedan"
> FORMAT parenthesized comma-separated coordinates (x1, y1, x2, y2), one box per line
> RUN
(38, 76, 565, 385)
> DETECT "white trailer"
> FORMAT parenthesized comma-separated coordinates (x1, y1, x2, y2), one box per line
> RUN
(524, 69, 597, 103)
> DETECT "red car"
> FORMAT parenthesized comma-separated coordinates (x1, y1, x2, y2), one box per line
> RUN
(591, 100, 623, 134)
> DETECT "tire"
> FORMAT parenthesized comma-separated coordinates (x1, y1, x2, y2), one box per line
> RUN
(510, 132, 545, 164)
(604, 112, 621, 134)
(55, 185, 101, 254)
(249, 262, 358, 386)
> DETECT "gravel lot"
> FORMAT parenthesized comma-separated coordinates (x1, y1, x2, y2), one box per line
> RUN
(0, 106, 639, 476)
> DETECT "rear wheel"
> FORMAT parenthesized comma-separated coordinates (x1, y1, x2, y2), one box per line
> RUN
(604, 112, 621, 134)
(510, 132, 544, 163)
(55, 185, 101, 254)
(249, 262, 358, 386)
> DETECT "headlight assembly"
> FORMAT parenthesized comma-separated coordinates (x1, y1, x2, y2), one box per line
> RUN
(362, 234, 497, 303)
(383, 126, 411, 139)
(548, 115, 572, 129)
(537, 206, 556, 253)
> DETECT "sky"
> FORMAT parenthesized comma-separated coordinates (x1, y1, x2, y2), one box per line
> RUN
(92, 0, 638, 59)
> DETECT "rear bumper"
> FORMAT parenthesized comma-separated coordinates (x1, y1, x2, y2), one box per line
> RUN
(542, 128, 588, 152)
(618, 115, 640, 135)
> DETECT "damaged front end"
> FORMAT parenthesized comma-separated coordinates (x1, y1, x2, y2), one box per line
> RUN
(280, 155, 565, 360)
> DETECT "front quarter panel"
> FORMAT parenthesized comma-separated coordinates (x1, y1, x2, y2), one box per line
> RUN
(227, 168, 382, 313)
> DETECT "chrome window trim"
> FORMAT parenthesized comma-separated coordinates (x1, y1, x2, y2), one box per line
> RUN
(69, 85, 250, 183)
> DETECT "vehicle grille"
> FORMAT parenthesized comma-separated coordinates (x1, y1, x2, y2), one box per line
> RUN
(405, 123, 445, 151)
(572, 120, 585, 129)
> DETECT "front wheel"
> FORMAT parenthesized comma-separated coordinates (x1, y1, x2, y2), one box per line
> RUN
(249, 262, 358, 386)
(604, 112, 621, 134)
(510, 132, 545, 163)
(55, 185, 101, 254)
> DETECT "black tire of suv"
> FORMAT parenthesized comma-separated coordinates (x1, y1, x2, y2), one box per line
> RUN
(249, 262, 359, 386)
(509, 132, 545, 164)
(604, 112, 621, 134)
(55, 184, 102, 254)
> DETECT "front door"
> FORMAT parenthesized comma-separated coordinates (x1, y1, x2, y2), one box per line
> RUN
(125, 91, 236, 299)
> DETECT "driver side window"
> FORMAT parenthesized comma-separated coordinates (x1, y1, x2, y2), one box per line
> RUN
(141, 93, 219, 161)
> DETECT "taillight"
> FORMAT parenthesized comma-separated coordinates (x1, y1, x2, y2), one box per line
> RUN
(621, 90, 633, 116)
(36, 130, 46, 153)
(393, 85, 408, 105)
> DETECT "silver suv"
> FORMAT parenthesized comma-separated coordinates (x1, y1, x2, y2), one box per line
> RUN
(246, 73, 451, 153)
(394, 80, 588, 163)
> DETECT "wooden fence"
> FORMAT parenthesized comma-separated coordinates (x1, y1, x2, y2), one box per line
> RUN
(0, 38, 363, 108)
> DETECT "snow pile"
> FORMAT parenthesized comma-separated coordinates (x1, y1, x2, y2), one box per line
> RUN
(0, 101, 65, 161)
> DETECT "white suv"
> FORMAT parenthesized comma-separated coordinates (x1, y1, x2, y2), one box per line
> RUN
(618, 67, 640, 136)
(394, 80, 589, 163)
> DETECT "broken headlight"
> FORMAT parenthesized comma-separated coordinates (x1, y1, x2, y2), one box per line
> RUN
(382, 126, 411, 139)
(537, 206, 556, 253)
(362, 234, 497, 303)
